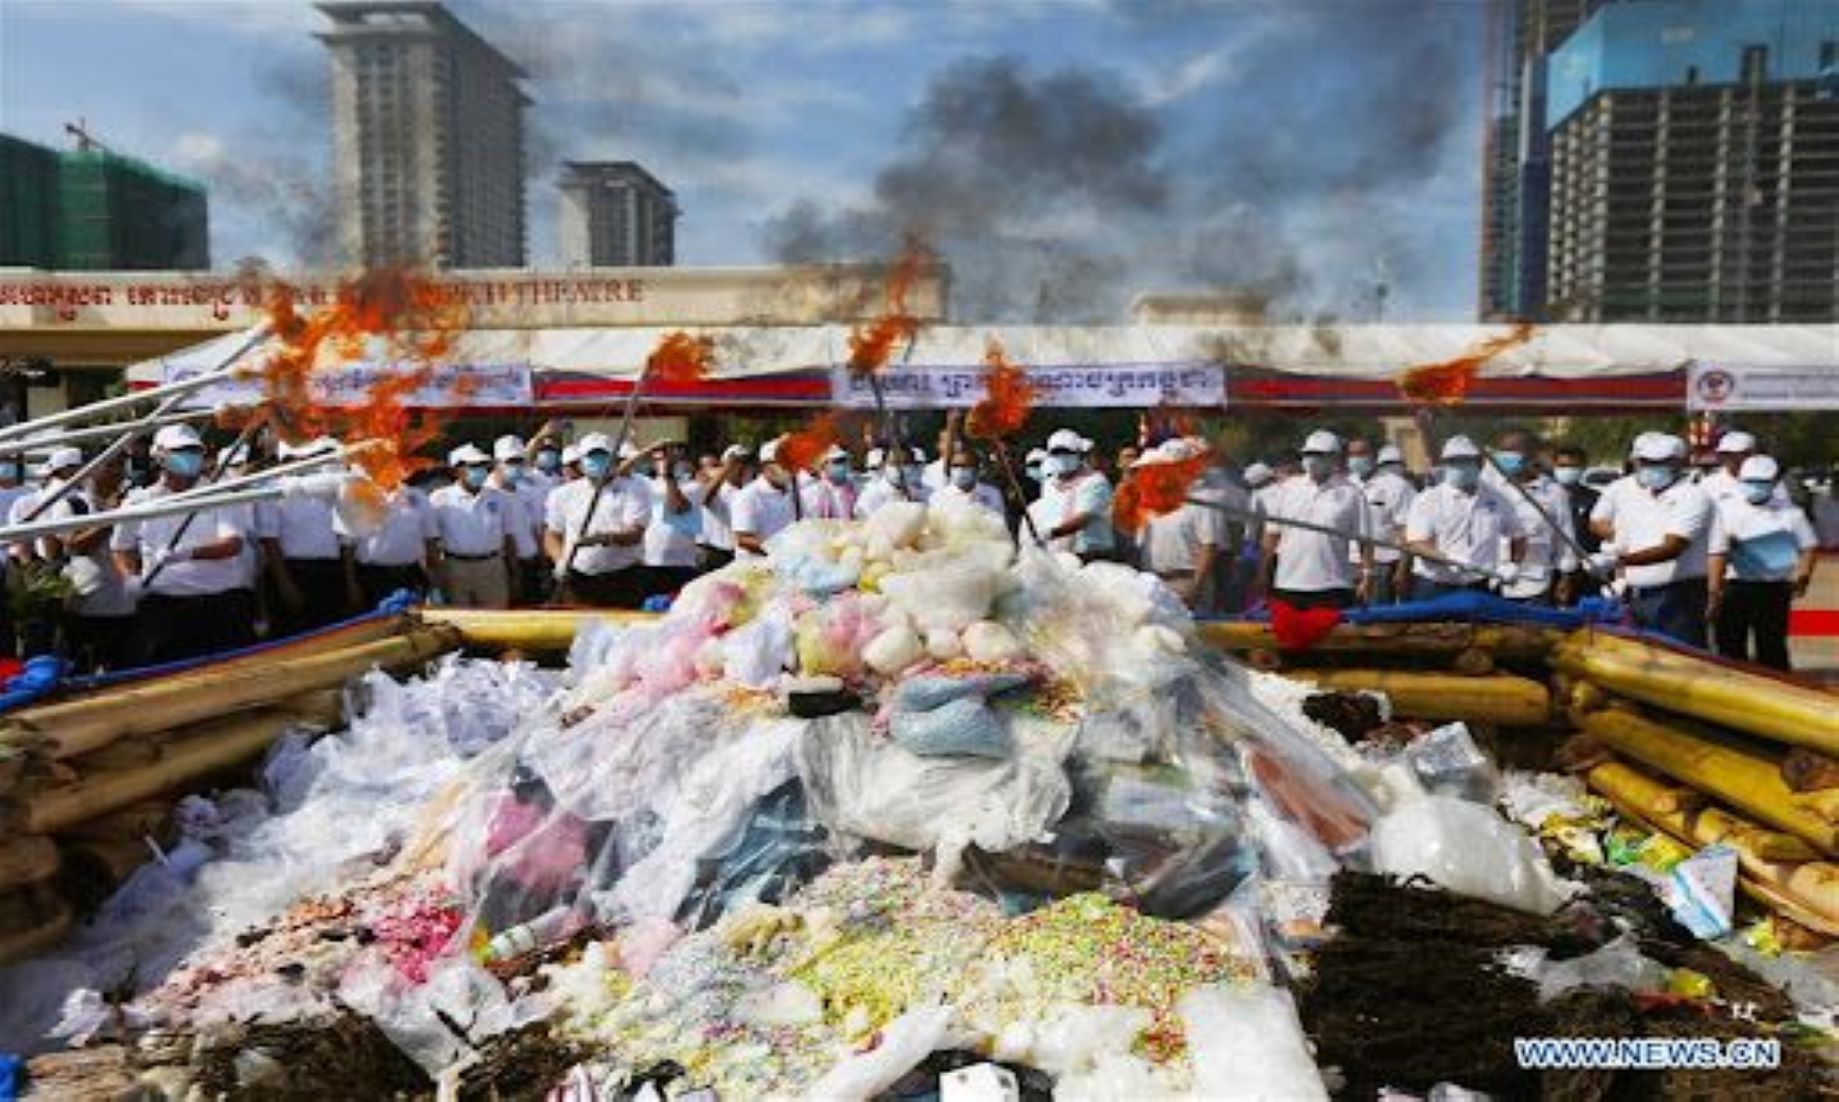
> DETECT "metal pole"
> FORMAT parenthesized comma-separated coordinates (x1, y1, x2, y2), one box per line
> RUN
(0, 408, 219, 457)
(1182, 494, 1496, 580)
(1481, 452, 1606, 578)
(0, 484, 289, 545)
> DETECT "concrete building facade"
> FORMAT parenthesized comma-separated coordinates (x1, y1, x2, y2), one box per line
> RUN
(0, 134, 208, 272)
(558, 161, 678, 268)
(1545, 0, 1839, 322)
(317, 2, 528, 269)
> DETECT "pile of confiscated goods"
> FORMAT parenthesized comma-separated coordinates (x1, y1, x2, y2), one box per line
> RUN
(0, 498, 1832, 1098)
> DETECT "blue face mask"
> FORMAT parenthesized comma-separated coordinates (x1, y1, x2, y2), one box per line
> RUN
(462, 466, 490, 490)
(1636, 464, 1677, 491)
(0, 462, 17, 482)
(500, 463, 523, 487)
(164, 451, 203, 479)
(1492, 451, 1526, 477)
(1554, 466, 1583, 487)
(1347, 456, 1375, 478)
(1443, 462, 1481, 491)
(1025, 464, 1043, 483)
(1742, 480, 1775, 505)
(951, 467, 977, 490)
(535, 449, 561, 473)
(1302, 456, 1334, 482)
(826, 460, 852, 484)
(581, 454, 612, 481)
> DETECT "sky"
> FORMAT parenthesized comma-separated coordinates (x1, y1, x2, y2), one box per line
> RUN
(0, 0, 1488, 323)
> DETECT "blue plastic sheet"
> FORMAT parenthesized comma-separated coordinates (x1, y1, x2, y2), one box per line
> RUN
(1220, 591, 1626, 630)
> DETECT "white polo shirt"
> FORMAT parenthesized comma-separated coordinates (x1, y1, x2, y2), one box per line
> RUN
(1591, 475, 1713, 588)
(933, 480, 1006, 518)
(803, 478, 858, 521)
(254, 495, 344, 561)
(644, 477, 704, 569)
(545, 477, 651, 574)
(1406, 482, 1524, 585)
(1267, 474, 1369, 593)
(111, 483, 251, 597)
(1495, 476, 1576, 597)
(1356, 470, 1417, 565)
(339, 486, 437, 567)
(1188, 470, 1242, 550)
(429, 484, 517, 558)
(854, 476, 928, 520)
(1036, 470, 1115, 555)
(1710, 496, 1816, 582)
(731, 476, 798, 558)
(1138, 500, 1217, 575)
(698, 480, 740, 552)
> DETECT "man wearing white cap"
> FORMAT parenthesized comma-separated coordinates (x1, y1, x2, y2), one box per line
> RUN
(1133, 442, 1219, 608)
(339, 475, 440, 609)
(1035, 429, 1115, 560)
(1022, 448, 1049, 492)
(854, 445, 927, 519)
(934, 445, 1006, 519)
(430, 443, 520, 609)
(1702, 430, 1788, 509)
(1588, 432, 1714, 646)
(1260, 431, 1372, 609)
(1487, 428, 1576, 605)
(641, 440, 704, 599)
(543, 433, 653, 607)
(1707, 454, 1817, 670)
(26, 447, 136, 670)
(112, 424, 256, 663)
(696, 444, 752, 568)
(255, 438, 352, 635)
(491, 433, 550, 601)
(732, 437, 799, 558)
(1347, 439, 1416, 605)
(804, 445, 860, 521)
(1404, 435, 1526, 601)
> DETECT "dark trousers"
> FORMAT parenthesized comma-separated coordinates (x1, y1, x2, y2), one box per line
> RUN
(566, 567, 647, 609)
(1629, 577, 1709, 649)
(272, 558, 352, 637)
(643, 565, 699, 602)
(67, 613, 135, 673)
(1715, 579, 1793, 671)
(1271, 587, 1355, 611)
(699, 546, 734, 572)
(134, 590, 258, 666)
(356, 562, 429, 609)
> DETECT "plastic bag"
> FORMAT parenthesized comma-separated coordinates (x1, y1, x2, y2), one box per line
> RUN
(892, 696, 1014, 759)
(1513, 934, 1670, 1002)
(1405, 723, 1499, 804)
(1370, 795, 1572, 915)
(1180, 983, 1328, 1101)
(1664, 844, 1739, 940)
(806, 1004, 955, 1101)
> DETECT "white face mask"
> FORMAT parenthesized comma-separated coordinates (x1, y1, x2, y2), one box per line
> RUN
(1049, 453, 1080, 476)
(1301, 456, 1334, 481)
(950, 467, 977, 490)
(1553, 466, 1583, 487)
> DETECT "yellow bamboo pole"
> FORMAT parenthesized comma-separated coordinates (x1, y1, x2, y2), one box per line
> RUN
(418, 607, 650, 652)
(3, 626, 457, 761)
(0, 835, 58, 891)
(1577, 708, 1839, 855)
(23, 696, 347, 834)
(1586, 760, 1824, 864)
(1553, 631, 1839, 756)
(1198, 621, 1561, 660)
(1277, 669, 1552, 726)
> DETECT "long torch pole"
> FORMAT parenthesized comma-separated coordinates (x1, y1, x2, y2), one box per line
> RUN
(1182, 494, 1497, 580)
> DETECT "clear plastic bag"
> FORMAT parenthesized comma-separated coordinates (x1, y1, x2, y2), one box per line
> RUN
(1370, 795, 1573, 915)
(1405, 722, 1500, 804)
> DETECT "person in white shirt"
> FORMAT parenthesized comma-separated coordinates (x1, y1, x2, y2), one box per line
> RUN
(430, 444, 520, 609)
(111, 424, 256, 664)
(1185, 452, 1243, 613)
(803, 445, 860, 521)
(855, 445, 927, 519)
(339, 482, 439, 608)
(732, 437, 800, 558)
(1133, 441, 1219, 608)
(697, 444, 751, 569)
(1404, 435, 1525, 602)
(490, 434, 549, 604)
(256, 437, 352, 635)
(643, 444, 704, 599)
(933, 447, 1006, 519)
(15, 448, 134, 669)
(1707, 454, 1817, 671)
(1259, 432, 1372, 609)
(1347, 440, 1416, 605)
(1035, 429, 1115, 561)
(543, 433, 652, 607)
(1487, 429, 1575, 605)
(1700, 430, 1789, 509)
(1589, 433, 1715, 647)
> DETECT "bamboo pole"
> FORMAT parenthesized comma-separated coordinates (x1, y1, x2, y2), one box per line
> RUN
(1738, 878, 1839, 939)
(57, 801, 171, 843)
(0, 835, 58, 891)
(1277, 668, 1552, 726)
(1586, 760, 1823, 863)
(24, 699, 345, 834)
(419, 607, 652, 652)
(1553, 631, 1839, 756)
(4, 626, 457, 761)
(1576, 707, 1838, 855)
(1198, 621, 1561, 659)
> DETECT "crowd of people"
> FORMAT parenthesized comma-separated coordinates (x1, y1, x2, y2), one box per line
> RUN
(0, 412, 1830, 673)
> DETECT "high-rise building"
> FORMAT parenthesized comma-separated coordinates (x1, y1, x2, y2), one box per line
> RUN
(1479, 0, 1612, 320)
(0, 134, 208, 271)
(558, 161, 679, 267)
(1545, 0, 1839, 322)
(317, 1, 528, 269)
(0, 135, 62, 269)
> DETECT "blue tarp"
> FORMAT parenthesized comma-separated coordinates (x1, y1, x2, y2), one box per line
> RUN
(1224, 591, 1626, 630)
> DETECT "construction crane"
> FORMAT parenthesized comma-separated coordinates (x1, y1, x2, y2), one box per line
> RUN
(63, 118, 108, 153)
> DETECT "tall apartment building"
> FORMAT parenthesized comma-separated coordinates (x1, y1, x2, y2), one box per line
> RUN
(317, 2, 528, 269)
(1545, 0, 1839, 322)
(0, 134, 208, 270)
(0, 134, 62, 268)
(1479, 0, 1612, 320)
(558, 161, 678, 267)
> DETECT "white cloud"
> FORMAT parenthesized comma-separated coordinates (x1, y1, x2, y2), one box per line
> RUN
(172, 131, 226, 165)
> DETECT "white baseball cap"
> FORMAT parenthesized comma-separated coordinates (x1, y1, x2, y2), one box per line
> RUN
(821, 445, 849, 463)
(1376, 444, 1403, 465)
(1633, 433, 1685, 462)
(153, 424, 204, 452)
(721, 443, 752, 462)
(1046, 429, 1088, 453)
(1629, 431, 1663, 459)
(46, 446, 83, 473)
(866, 447, 887, 469)
(1244, 461, 1274, 486)
(759, 436, 784, 465)
(1440, 435, 1482, 461)
(1715, 431, 1757, 455)
(1024, 448, 1048, 466)
(493, 435, 527, 461)
(448, 443, 490, 466)
(577, 433, 614, 456)
(561, 444, 581, 465)
(1300, 430, 1342, 455)
(1738, 455, 1779, 481)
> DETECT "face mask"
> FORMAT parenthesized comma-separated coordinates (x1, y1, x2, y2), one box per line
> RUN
(951, 467, 977, 490)
(500, 464, 523, 487)
(1347, 456, 1375, 478)
(673, 462, 695, 481)
(1024, 464, 1043, 483)
(462, 466, 490, 490)
(883, 465, 906, 485)
(1492, 451, 1525, 477)
(1049, 454, 1080, 476)
(1443, 463, 1481, 491)
(1636, 464, 1677, 491)
(826, 460, 852, 484)
(580, 454, 612, 481)
(1554, 466, 1583, 487)
(536, 449, 561, 473)
(164, 451, 203, 479)
(0, 462, 18, 483)
(1302, 456, 1334, 481)
(1742, 480, 1775, 505)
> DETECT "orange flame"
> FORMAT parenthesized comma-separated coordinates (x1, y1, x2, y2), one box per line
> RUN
(846, 235, 930, 377)
(647, 330, 716, 385)
(1396, 322, 1535, 407)
(1113, 450, 1212, 534)
(966, 338, 1035, 441)
(256, 269, 469, 487)
(778, 411, 844, 472)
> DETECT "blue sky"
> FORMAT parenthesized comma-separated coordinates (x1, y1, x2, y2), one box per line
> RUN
(0, 0, 1486, 321)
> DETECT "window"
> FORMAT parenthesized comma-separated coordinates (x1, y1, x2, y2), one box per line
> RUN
(1820, 41, 1836, 69)
(1685, 65, 1699, 86)
(1741, 45, 1767, 83)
